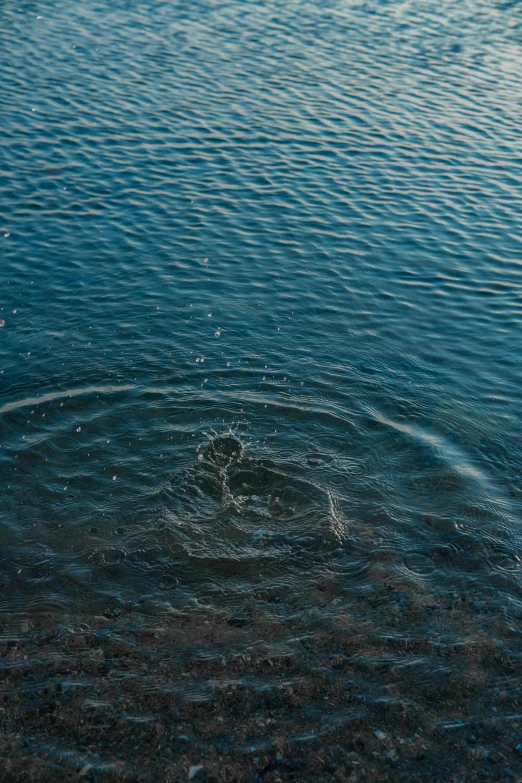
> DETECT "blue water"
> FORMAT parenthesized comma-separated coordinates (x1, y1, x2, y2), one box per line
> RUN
(2, 0, 522, 661)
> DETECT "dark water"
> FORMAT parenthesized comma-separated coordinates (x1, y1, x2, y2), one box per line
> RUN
(2, 0, 522, 670)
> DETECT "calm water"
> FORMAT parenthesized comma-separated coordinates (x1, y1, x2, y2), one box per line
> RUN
(2, 0, 522, 654)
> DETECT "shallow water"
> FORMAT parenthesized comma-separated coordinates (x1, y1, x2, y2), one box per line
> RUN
(2, 0, 522, 705)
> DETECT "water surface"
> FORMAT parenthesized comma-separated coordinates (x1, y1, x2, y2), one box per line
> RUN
(2, 0, 522, 751)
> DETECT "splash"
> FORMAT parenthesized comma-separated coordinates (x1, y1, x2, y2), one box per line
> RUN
(201, 428, 245, 511)
(204, 432, 243, 468)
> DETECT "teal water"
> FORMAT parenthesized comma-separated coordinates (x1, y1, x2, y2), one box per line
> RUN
(2, 0, 522, 653)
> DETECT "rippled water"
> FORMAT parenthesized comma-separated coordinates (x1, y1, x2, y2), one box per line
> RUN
(2, 0, 522, 739)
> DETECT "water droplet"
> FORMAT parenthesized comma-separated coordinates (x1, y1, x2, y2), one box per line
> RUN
(113, 475, 117, 480)
(203, 258, 208, 263)
(3, 233, 10, 238)
(214, 331, 221, 338)
(196, 358, 200, 362)
(208, 313, 212, 317)
(226, 362, 230, 366)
